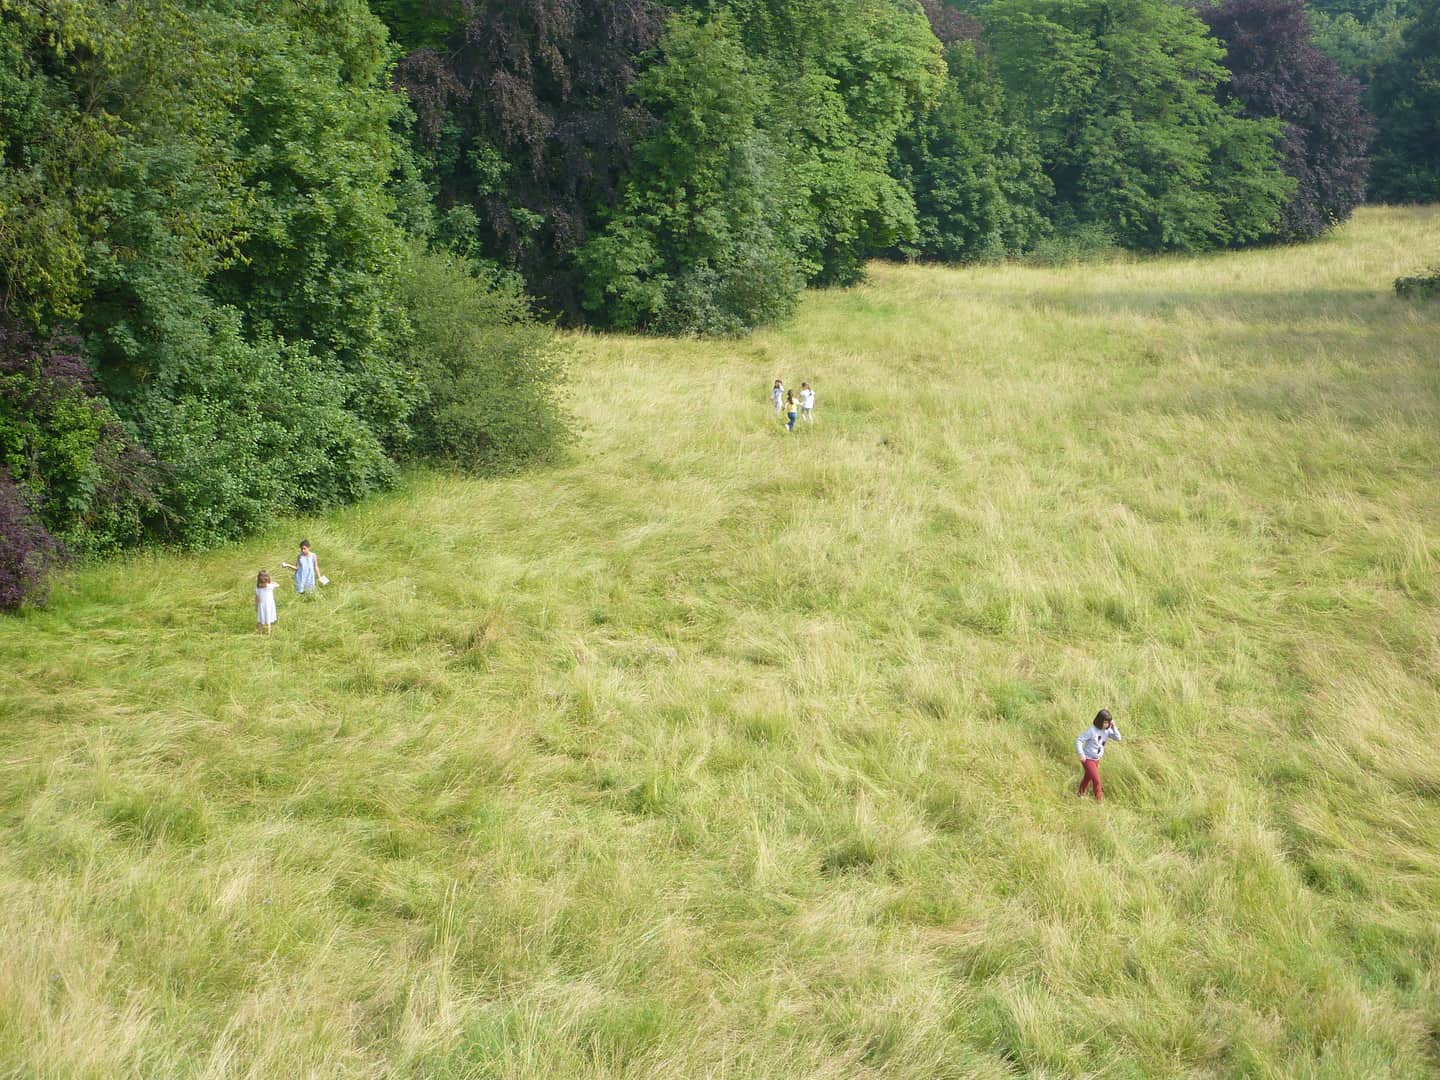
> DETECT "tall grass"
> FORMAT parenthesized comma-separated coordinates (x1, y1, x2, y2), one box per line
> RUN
(2, 206, 1438, 1077)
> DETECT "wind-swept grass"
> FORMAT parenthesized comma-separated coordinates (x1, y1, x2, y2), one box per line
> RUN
(2, 206, 1438, 1077)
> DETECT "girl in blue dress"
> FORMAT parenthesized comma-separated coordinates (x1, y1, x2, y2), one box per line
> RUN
(283, 539, 320, 594)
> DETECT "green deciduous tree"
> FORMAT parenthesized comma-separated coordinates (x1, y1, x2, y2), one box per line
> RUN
(399, 246, 571, 470)
(2, 0, 571, 552)
(61, 0, 414, 543)
(1308, 0, 1413, 82)
(892, 31, 1051, 262)
(1368, 0, 1440, 202)
(720, 0, 946, 284)
(983, 0, 1292, 250)
(208, 0, 419, 447)
(0, 5, 102, 329)
(576, 14, 804, 333)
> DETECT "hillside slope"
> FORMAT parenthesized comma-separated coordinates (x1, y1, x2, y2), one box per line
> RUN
(2, 207, 1438, 1077)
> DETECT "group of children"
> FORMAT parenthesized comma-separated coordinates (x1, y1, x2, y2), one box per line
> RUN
(770, 379, 816, 431)
(254, 539, 324, 634)
(251, 409, 1130, 803)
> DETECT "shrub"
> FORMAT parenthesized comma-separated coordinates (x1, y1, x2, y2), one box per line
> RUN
(398, 248, 571, 471)
(657, 218, 804, 337)
(125, 307, 397, 549)
(0, 320, 156, 554)
(1022, 223, 1122, 265)
(1394, 268, 1440, 301)
(0, 471, 59, 611)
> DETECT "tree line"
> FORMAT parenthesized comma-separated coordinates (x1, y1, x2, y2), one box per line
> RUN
(1306, 0, 1440, 204)
(1, 0, 1434, 608)
(1, 0, 567, 607)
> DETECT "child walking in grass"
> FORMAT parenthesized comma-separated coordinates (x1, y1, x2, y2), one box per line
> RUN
(800, 381, 815, 423)
(784, 389, 800, 432)
(1076, 708, 1122, 801)
(255, 570, 280, 635)
(282, 539, 321, 594)
(771, 379, 786, 416)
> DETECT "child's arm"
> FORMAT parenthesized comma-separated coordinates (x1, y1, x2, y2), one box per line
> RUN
(281, 561, 296, 570)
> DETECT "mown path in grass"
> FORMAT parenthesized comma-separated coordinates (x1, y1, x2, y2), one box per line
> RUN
(2, 207, 1439, 1077)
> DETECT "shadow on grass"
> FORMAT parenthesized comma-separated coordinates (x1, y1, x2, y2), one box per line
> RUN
(1021, 287, 1413, 324)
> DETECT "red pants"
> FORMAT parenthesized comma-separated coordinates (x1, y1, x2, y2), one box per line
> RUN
(1078, 759, 1103, 801)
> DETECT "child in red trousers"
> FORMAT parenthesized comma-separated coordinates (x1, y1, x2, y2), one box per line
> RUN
(1076, 708, 1122, 801)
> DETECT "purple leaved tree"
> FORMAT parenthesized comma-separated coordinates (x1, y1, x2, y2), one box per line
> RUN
(0, 473, 58, 611)
(1200, 0, 1372, 241)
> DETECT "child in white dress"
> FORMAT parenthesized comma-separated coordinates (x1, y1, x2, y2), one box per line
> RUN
(255, 570, 280, 634)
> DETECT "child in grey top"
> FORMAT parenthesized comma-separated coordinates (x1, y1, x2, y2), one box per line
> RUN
(1076, 709, 1121, 801)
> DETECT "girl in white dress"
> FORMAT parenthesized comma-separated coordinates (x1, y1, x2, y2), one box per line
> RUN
(255, 570, 280, 634)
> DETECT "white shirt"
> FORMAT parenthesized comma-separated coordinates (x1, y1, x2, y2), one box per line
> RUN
(800, 388, 815, 408)
(1076, 723, 1121, 760)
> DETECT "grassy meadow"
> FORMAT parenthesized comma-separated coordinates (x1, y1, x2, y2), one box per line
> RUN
(3, 205, 1439, 1078)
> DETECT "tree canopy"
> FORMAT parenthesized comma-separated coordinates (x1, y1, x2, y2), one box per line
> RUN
(1200, 0, 1371, 241)
(0, 0, 568, 606)
(0, 0, 1418, 606)
(983, 0, 1292, 250)
(393, 0, 667, 320)
(1367, 0, 1440, 202)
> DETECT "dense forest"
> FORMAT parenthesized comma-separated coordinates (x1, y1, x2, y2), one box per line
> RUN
(1, 0, 1436, 606)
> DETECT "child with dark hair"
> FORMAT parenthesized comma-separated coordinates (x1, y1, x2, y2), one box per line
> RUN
(283, 539, 320, 594)
(1076, 708, 1122, 801)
